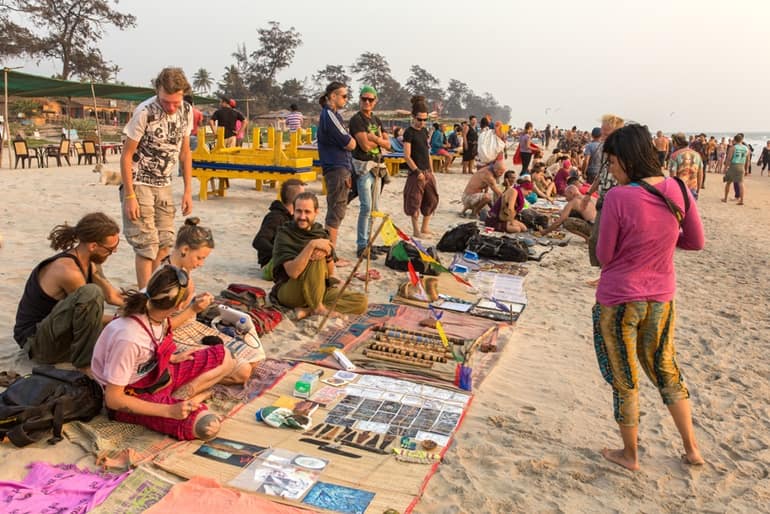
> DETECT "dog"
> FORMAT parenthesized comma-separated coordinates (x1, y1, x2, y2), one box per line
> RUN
(92, 163, 122, 186)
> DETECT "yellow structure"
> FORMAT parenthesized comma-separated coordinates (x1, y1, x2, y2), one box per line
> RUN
(191, 127, 317, 200)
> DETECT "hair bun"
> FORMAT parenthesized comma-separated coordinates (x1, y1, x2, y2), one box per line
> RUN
(184, 217, 200, 226)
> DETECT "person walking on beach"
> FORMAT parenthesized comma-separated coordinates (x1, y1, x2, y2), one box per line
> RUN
(593, 124, 705, 471)
(519, 122, 536, 174)
(722, 134, 749, 205)
(759, 140, 770, 176)
(668, 132, 703, 199)
(403, 96, 439, 237)
(121, 67, 195, 289)
(653, 131, 669, 168)
(348, 85, 391, 260)
(14, 213, 124, 371)
(317, 82, 356, 265)
(462, 115, 478, 175)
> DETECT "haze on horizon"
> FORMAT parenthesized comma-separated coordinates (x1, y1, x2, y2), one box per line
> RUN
(6, 0, 767, 133)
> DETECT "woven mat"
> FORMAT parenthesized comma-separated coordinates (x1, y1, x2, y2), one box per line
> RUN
(90, 465, 177, 514)
(154, 363, 468, 514)
(285, 303, 505, 388)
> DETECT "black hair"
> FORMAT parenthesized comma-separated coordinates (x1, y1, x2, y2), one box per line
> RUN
(183, 94, 194, 105)
(319, 82, 346, 108)
(410, 95, 428, 116)
(432, 122, 440, 131)
(469, 115, 476, 122)
(289, 103, 298, 111)
(122, 266, 189, 316)
(524, 121, 533, 130)
(603, 124, 663, 182)
(280, 178, 305, 205)
(479, 117, 490, 129)
(175, 217, 214, 250)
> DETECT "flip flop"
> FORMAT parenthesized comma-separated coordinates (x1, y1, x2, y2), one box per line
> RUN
(335, 258, 352, 268)
(355, 269, 381, 281)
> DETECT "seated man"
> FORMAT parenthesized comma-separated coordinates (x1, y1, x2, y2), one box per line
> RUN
(485, 171, 528, 234)
(461, 160, 505, 217)
(14, 212, 124, 371)
(251, 179, 305, 278)
(270, 192, 367, 320)
(539, 185, 597, 241)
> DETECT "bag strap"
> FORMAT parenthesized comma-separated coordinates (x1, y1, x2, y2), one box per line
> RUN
(636, 179, 688, 226)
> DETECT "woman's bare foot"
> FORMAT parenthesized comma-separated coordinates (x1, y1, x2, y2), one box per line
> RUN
(601, 448, 639, 471)
(585, 278, 600, 287)
(293, 307, 312, 321)
(721, 199, 727, 203)
(682, 450, 705, 466)
(421, 230, 434, 236)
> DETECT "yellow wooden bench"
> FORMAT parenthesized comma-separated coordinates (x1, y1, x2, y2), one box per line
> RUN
(192, 163, 317, 201)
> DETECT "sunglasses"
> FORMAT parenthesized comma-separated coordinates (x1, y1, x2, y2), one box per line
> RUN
(97, 241, 119, 254)
(415, 118, 428, 122)
(166, 265, 189, 307)
(360, 97, 376, 103)
(337, 93, 348, 99)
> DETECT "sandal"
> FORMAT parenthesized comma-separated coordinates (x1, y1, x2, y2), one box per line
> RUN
(355, 269, 381, 281)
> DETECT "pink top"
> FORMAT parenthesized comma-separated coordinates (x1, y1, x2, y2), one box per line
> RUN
(596, 178, 704, 305)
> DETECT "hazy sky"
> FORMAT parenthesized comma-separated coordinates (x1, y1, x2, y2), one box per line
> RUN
(7, 0, 768, 131)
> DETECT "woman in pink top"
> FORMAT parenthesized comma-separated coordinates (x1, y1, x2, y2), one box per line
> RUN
(593, 124, 705, 471)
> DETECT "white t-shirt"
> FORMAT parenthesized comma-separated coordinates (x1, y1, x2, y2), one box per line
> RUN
(91, 315, 162, 387)
(123, 96, 193, 187)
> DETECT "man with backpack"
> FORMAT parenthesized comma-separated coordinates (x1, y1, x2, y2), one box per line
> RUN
(13, 212, 124, 371)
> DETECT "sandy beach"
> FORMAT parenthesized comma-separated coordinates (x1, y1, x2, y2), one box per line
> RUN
(0, 157, 768, 512)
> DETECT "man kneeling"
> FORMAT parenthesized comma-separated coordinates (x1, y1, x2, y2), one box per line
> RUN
(539, 185, 596, 241)
(271, 192, 367, 320)
(91, 266, 234, 440)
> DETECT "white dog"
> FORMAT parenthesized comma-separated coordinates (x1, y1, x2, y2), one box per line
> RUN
(93, 163, 122, 186)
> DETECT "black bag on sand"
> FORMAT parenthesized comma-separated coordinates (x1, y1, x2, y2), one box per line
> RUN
(437, 222, 480, 252)
(516, 209, 549, 231)
(0, 366, 103, 447)
(385, 241, 440, 276)
(466, 234, 529, 262)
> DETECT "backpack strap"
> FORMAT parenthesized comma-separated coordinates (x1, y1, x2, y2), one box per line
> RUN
(636, 179, 687, 226)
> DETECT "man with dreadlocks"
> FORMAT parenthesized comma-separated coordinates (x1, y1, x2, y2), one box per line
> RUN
(14, 212, 124, 371)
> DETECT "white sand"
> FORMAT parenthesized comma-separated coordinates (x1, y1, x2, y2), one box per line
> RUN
(0, 159, 768, 512)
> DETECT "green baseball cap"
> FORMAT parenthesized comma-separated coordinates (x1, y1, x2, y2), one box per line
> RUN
(359, 85, 378, 98)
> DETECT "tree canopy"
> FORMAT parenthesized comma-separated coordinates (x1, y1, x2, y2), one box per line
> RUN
(1, 0, 136, 81)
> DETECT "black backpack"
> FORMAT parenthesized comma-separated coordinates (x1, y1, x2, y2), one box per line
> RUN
(437, 222, 480, 252)
(516, 209, 549, 231)
(385, 241, 439, 275)
(466, 235, 529, 262)
(0, 366, 103, 447)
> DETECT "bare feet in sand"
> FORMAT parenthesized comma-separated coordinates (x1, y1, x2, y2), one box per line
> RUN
(585, 278, 600, 287)
(601, 448, 639, 471)
(682, 450, 705, 466)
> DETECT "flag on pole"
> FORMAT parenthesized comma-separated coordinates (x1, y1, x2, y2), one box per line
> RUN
(379, 218, 400, 247)
(406, 260, 420, 285)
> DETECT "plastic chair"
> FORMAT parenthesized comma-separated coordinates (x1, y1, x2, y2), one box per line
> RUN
(46, 139, 71, 167)
(13, 140, 41, 169)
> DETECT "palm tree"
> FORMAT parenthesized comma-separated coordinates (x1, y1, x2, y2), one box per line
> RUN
(192, 68, 213, 93)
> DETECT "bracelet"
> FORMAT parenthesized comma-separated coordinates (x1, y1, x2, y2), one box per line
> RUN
(124, 193, 136, 200)
(325, 255, 334, 262)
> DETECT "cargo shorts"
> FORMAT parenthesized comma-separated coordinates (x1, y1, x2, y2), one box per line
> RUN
(122, 184, 176, 260)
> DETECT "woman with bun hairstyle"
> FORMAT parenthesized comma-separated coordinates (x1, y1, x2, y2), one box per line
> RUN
(91, 265, 235, 440)
(403, 95, 439, 237)
(161, 217, 215, 330)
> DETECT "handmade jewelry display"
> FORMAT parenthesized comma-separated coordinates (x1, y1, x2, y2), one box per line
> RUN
(363, 332, 453, 368)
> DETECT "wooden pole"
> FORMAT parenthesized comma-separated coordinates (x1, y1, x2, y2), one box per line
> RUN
(90, 82, 103, 163)
(317, 215, 389, 333)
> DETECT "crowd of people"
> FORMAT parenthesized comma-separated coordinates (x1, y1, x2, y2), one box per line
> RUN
(13, 67, 750, 476)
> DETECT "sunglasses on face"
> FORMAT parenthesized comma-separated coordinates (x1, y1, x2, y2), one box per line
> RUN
(415, 117, 428, 122)
(97, 241, 119, 254)
(360, 97, 376, 103)
(166, 265, 189, 307)
(337, 93, 348, 99)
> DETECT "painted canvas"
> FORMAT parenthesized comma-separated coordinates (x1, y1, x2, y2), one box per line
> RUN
(302, 482, 375, 514)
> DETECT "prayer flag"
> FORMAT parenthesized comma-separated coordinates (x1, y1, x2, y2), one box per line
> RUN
(395, 225, 411, 241)
(406, 260, 419, 285)
(389, 241, 410, 262)
(435, 321, 450, 348)
(379, 219, 400, 247)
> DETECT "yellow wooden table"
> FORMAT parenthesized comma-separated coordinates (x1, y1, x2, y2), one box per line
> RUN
(192, 163, 317, 201)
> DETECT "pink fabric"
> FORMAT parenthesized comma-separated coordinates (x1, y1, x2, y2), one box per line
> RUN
(0, 462, 128, 513)
(596, 178, 704, 305)
(145, 476, 317, 514)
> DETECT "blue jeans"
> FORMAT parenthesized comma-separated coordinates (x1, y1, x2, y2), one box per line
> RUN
(356, 171, 374, 252)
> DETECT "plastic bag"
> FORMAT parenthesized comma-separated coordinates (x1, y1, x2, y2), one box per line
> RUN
(477, 129, 505, 164)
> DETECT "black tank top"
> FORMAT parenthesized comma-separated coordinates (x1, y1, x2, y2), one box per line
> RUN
(13, 252, 92, 345)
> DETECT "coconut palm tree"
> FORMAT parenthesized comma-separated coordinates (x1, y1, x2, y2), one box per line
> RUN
(192, 68, 213, 93)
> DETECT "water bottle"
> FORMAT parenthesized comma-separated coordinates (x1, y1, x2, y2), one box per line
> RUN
(235, 317, 250, 335)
